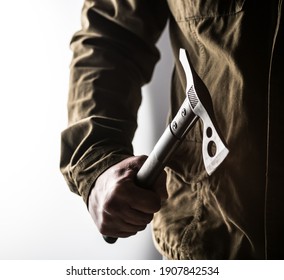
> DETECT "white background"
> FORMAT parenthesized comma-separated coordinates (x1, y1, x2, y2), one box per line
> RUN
(0, 1, 173, 259)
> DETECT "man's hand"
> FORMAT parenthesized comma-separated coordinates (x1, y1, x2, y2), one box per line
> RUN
(88, 155, 167, 238)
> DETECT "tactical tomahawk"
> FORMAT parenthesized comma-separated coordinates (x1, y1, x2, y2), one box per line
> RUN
(104, 49, 229, 243)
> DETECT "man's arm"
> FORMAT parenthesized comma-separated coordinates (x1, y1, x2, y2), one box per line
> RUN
(60, 0, 169, 236)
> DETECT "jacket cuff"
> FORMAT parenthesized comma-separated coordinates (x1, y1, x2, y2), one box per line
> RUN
(72, 150, 131, 207)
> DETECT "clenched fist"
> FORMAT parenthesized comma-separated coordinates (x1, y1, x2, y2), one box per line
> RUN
(88, 155, 167, 238)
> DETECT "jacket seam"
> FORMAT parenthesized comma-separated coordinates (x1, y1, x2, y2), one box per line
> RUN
(183, 10, 245, 22)
(173, 8, 245, 23)
(180, 187, 203, 259)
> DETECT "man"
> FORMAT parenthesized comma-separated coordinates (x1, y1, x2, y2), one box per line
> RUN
(60, 0, 284, 259)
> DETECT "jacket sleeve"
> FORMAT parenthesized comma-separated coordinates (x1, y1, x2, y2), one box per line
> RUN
(60, 0, 169, 205)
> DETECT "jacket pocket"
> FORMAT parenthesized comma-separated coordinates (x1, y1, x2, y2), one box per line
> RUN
(168, 0, 246, 21)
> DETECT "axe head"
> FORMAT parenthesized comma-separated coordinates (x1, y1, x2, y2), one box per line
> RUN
(179, 49, 229, 175)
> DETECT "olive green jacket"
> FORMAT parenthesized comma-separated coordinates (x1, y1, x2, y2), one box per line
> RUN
(60, 0, 284, 259)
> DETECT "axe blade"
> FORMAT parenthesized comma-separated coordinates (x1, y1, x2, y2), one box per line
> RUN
(179, 48, 229, 174)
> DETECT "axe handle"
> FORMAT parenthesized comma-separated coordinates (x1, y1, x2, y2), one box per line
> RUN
(103, 98, 197, 244)
(136, 98, 197, 189)
(136, 127, 180, 188)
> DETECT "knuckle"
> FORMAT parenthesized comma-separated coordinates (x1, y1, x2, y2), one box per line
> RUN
(146, 214, 154, 223)
(140, 214, 153, 225)
(137, 225, 147, 232)
(112, 168, 125, 179)
(104, 198, 115, 213)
